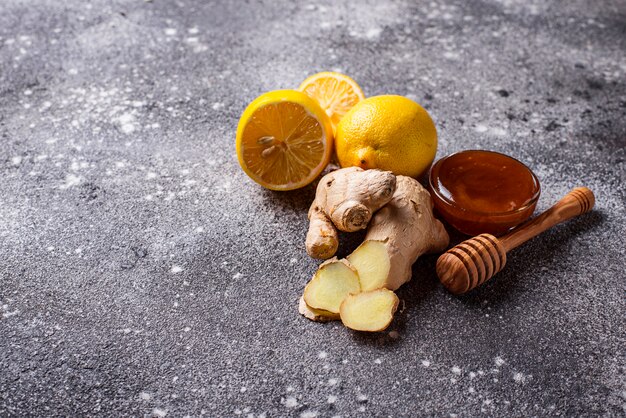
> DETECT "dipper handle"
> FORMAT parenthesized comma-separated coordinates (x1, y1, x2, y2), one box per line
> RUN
(436, 187, 595, 294)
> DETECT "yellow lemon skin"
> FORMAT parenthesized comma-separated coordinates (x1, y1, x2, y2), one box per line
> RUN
(236, 90, 334, 191)
(335, 95, 437, 178)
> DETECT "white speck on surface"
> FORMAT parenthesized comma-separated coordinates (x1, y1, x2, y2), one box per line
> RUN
(328, 378, 338, 386)
(300, 411, 318, 418)
(183, 326, 191, 332)
(146, 172, 157, 179)
(327, 395, 337, 404)
(468, 387, 476, 393)
(490, 127, 507, 137)
(289, 258, 298, 264)
(469, 372, 476, 379)
(75, 248, 82, 254)
(452, 366, 462, 375)
(366, 27, 382, 39)
(171, 265, 183, 274)
(318, 351, 328, 359)
(283, 396, 298, 408)
(1, 305, 20, 318)
(164, 28, 177, 36)
(185, 37, 199, 43)
(357, 394, 368, 403)
(495, 356, 505, 367)
(68, 68, 78, 75)
(188, 27, 199, 34)
(212, 102, 224, 110)
(139, 392, 151, 401)
(513, 372, 526, 383)
(60, 174, 82, 189)
(475, 124, 488, 133)
(117, 113, 136, 134)
(240, 387, 246, 393)
(233, 272, 243, 279)
(11, 156, 22, 166)
(421, 360, 431, 367)
(374, 358, 382, 364)
(358, 406, 366, 412)
(195, 226, 204, 233)
(153, 408, 167, 417)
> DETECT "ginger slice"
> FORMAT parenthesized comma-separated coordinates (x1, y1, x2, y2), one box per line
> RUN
(303, 258, 361, 314)
(340, 289, 399, 332)
(346, 239, 391, 292)
(298, 296, 340, 322)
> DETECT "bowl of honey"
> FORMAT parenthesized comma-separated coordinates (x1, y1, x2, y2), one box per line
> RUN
(428, 150, 541, 236)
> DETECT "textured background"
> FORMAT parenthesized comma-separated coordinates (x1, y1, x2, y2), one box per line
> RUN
(1, 0, 625, 416)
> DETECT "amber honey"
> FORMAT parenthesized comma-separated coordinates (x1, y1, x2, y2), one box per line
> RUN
(429, 150, 540, 236)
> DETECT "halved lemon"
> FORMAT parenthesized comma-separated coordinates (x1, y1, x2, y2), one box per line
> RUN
(236, 90, 333, 191)
(298, 72, 365, 131)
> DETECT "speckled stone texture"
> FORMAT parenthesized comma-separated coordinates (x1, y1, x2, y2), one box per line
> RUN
(1, 0, 625, 416)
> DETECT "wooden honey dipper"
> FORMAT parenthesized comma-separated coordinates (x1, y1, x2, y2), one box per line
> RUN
(436, 187, 595, 294)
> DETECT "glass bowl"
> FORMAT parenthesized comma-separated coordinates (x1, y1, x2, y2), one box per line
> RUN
(429, 150, 541, 236)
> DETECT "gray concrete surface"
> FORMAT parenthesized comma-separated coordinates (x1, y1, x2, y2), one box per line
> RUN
(1, 0, 625, 416)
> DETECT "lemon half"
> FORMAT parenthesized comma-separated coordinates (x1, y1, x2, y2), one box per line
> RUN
(236, 90, 334, 191)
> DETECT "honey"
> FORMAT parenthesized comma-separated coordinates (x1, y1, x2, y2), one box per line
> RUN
(429, 150, 540, 236)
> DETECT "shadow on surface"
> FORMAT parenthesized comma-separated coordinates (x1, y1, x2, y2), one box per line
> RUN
(257, 182, 317, 213)
(456, 209, 605, 307)
(348, 208, 604, 345)
(347, 254, 441, 347)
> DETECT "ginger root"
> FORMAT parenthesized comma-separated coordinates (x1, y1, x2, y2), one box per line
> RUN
(300, 174, 449, 332)
(303, 258, 360, 314)
(347, 175, 449, 291)
(305, 167, 396, 259)
(340, 289, 399, 332)
(298, 297, 339, 322)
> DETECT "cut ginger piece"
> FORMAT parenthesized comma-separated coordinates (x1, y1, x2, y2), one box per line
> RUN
(298, 296, 340, 322)
(346, 240, 390, 292)
(303, 258, 360, 314)
(340, 289, 399, 332)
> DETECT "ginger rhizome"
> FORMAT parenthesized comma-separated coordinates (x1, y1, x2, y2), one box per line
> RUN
(305, 167, 396, 259)
(347, 176, 449, 291)
(299, 173, 449, 332)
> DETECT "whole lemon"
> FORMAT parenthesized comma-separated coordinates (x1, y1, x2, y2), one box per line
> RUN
(335, 95, 437, 178)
